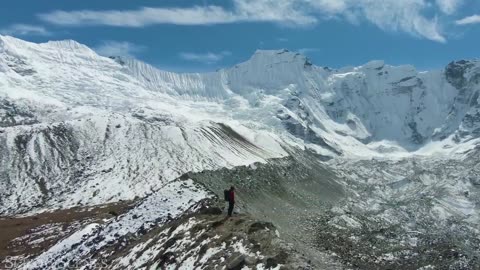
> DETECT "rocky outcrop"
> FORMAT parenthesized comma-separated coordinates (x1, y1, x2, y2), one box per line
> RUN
(0, 99, 38, 127)
(445, 60, 475, 89)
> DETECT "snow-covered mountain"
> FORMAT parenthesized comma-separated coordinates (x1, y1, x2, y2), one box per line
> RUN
(1, 35, 479, 213)
(1, 35, 479, 269)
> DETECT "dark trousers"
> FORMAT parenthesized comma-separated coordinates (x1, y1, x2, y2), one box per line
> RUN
(228, 202, 234, 216)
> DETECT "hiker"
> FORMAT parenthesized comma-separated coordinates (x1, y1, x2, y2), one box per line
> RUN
(224, 186, 235, 217)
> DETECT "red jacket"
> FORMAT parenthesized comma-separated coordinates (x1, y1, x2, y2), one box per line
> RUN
(229, 190, 235, 203)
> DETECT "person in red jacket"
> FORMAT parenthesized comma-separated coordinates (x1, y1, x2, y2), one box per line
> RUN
(228, 186, 235, 217)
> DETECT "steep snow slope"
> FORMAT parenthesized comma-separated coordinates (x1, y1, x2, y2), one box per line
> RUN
(0, 113, 286, 214)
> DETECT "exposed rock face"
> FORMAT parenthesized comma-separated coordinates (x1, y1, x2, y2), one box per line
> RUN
(0, 99, 38, 127)
(445, 60, 475, 89)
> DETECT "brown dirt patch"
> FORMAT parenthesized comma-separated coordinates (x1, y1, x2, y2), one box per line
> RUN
(0, 201, 134, 261)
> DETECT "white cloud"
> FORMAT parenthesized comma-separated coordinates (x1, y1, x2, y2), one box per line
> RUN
(304, 0, 446, 43)
(38, 1, 316, 27)
(179, 51, 231, 64)
(38, 0, 448, 42)
(39, 6, 238, 27)
(356, 0, 446, 43)
(436, 0, 463, 15)
(0, 24, 51, 36)
(306, 0, 348, 14)
(94, 41, 145, 57)
(456, 14, 480, 25)
(232, 0, 316, 26)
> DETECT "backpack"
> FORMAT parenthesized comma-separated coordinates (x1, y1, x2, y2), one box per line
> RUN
(224, 189, 230, 202)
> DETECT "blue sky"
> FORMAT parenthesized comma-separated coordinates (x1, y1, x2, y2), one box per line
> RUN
(1, 0, 480, 72)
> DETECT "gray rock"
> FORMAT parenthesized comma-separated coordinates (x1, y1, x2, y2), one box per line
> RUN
(227, 253, 246, 270)
(244, 256, 257, 266)
(445, 60, 474, 89)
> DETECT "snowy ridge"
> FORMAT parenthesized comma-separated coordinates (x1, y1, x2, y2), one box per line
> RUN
(116, 56, 229, 100)
(115, 49, 316, 101)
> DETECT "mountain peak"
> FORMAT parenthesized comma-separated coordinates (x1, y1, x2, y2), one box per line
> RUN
(237, 49, 313, 71)
(42, 39, 93, 53)
(361, 60, 385, 70)
(0, 35, 96, 56)
(252, 49, 308, 61)
(0, 35, 35, 50)
(253, 48, 293, 55)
